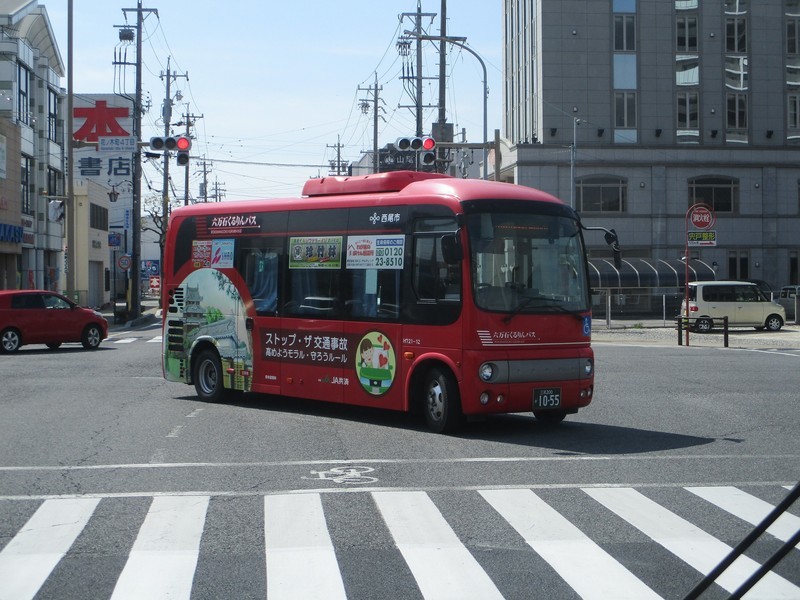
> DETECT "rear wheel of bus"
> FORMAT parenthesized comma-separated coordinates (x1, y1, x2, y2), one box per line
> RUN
(193, 349, 227, 403)
(423, 367, 464, 434)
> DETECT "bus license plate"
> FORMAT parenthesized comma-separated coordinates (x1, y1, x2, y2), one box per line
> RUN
(533, 387, 561, 409)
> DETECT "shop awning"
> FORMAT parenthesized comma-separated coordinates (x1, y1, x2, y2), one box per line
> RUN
(588, 258, 717, 289)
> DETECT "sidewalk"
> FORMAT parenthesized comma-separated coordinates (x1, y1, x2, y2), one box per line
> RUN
(101, 297, 161, 330)
(591, 316, 800, 348)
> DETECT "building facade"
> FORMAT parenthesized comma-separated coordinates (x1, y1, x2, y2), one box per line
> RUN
(501, 0, 800, 290)
(0, 0, 65, 292)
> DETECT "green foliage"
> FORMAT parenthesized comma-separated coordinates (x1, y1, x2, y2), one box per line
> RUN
(204, 306, 224, 323)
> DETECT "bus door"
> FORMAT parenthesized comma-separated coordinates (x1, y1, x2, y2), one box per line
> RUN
(240, 247, 282, 395)
(343, 267, 404, 410)
(278, 248, 345, 404)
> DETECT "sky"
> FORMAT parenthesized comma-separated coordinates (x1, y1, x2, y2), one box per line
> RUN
(45, 1, 504, 202)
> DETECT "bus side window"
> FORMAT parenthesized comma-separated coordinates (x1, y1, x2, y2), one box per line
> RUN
(286, 268, 341, 318)
(243, 249, 279, 315)
(413, 236, 461, 302)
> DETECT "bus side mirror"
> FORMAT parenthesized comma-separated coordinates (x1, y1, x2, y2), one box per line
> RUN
(604, 229, 622, 269)
(441, 233, 463, 264)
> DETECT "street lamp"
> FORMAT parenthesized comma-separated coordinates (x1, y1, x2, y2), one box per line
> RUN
(405, 32, 489, 180)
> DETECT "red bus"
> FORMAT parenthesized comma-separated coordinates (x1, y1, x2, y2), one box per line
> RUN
(161, 171, 620, 432)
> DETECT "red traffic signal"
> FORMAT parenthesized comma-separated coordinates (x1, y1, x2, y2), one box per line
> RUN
(396, 136, 435, 152)
(149, 135, 191, 152)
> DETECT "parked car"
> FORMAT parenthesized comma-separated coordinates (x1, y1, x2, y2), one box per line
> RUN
(679, 281, 786, 332)
(0, 290, 108, 353)
(777, 285, 800, 321)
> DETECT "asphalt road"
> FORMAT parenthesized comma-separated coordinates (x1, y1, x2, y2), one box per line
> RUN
(0, 322, 798, 599)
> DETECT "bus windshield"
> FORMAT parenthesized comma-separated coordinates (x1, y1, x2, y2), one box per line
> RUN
(467, 211, 589, 314)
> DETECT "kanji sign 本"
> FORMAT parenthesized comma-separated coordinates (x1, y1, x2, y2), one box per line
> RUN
(73, 100, 130, 142)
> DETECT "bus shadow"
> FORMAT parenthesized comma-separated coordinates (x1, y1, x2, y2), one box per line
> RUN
(178, 393, 714, 455)
(460, 414, 716, 455)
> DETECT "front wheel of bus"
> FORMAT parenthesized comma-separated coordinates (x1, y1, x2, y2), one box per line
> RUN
(193, 349, 225, 402)
(423, 367, 463, 434)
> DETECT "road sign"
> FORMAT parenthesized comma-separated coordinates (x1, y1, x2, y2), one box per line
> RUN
(689, 205, 715, 230)
(688, 230, 717, 246)
(98, 136, 137, 153)
(117, 254, 132, 271)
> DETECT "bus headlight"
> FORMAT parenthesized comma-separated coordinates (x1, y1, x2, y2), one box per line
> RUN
(584, 359, 594, 377)
(479, 363, 495, 382)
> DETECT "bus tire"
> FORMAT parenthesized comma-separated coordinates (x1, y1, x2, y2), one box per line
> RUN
(422, 367, 463, 434)
(193, 349, 226, 402)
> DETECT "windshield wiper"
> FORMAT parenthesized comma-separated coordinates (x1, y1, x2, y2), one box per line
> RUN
(503, 296, 584, 324)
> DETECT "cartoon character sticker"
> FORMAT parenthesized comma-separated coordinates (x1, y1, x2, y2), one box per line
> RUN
(356, 331, 396, 396)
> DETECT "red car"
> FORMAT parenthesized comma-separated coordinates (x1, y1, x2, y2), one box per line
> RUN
(0, 290, 108, 353)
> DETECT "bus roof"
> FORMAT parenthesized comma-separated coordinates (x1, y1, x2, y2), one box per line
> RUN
(169, 171, 565, 223)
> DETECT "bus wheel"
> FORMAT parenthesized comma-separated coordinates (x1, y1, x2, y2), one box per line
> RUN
(423, 367, 463, 434)
(534, 410, 567, 425)
(193, 349, 225, 402)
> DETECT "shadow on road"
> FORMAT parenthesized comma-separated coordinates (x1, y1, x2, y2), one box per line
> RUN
(176, 392, 715, 456)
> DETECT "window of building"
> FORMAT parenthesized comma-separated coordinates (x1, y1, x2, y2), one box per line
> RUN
(613, 0, 636, 12)
(724, 0, 748, 13)
(614, 15, 636, 51)
(677, 92, 699, 142)
(789, 94, 800, 130)
(789, 20, 800, 54)
(725, 56, 748, 91)
(726, 92, 748, 140)
(47, 168, 62, 198)
(726, 17, 747, 53)
(614, 92, 637, 128)
(676, 55, 699, 86)
(90, 203, 108, 231)
(20, 156, 32, 215)
(788, 0, 800, 18)
(17, 63, 30, 125)
(47, 89, 59, 143)
(676, 16, 698, 52)
(614, 54, 637, 89)
(575, 176, 628, 213)
(728, 250, 749, 280)
(689, 176, 739, 213)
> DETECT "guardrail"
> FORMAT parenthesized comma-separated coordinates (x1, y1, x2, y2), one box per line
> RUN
(683, 482, 800, 600)
(676, 316, 730, 347)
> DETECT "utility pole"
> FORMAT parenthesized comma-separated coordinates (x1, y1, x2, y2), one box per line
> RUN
(210, 178, 226, 202)
(159, 57, 188, 222)
(357, 74, 383, 173)
(327, 136, 347, 175)
(178, 105, 203, 205)
(398, 2, 436, 137)
(66, 0, 74, 299)
(121, 1, 157, 319)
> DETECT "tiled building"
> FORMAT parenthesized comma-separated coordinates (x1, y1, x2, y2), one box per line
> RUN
(500, 0, 800, 289)
(0, 0, 65, 291)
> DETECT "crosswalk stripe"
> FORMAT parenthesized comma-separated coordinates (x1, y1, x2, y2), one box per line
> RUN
(113, 338, 137, 344)
(0, 497, 100, 600)
(372, 490, 504, 600)
(480, 488, 662, 599)
(147, 336, 162, 343)
(584, 487, 800, 600)
(686, 486, 800, 544)
(110, 495, 209, 600)
(264, 493, 347, 600)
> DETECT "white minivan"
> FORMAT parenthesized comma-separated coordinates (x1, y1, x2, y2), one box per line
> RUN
(680, 281, 786, 332)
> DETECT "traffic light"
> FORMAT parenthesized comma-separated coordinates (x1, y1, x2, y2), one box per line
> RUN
(149, 136, 191, 165)
(420, 136, 436, 165)
(175, 136, 191, 166)
(396, 136, 424, 151)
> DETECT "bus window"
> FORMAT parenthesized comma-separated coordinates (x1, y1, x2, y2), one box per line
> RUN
(285, 267, 341, 318)
(240, 248, 279, 315)
(346, 268, 401, 320)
